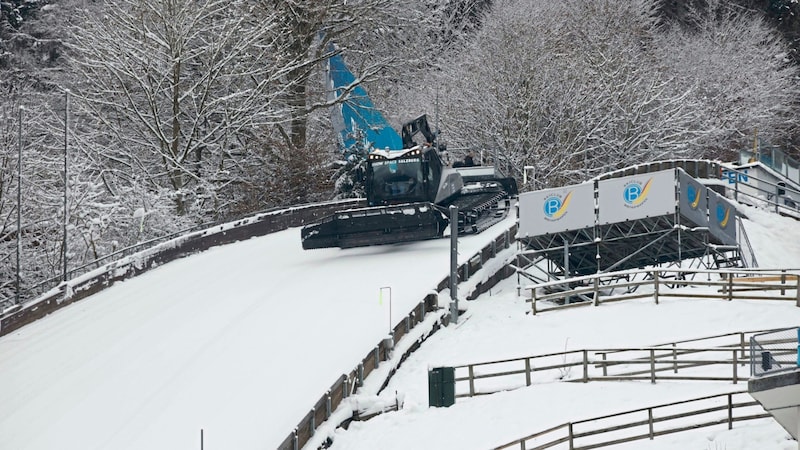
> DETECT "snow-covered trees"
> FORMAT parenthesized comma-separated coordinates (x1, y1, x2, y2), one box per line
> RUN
(653, 0, 799, 160)
(68, 0, 288, 218)
(428, 0, 799, 188)
(1, 0, 800, 305)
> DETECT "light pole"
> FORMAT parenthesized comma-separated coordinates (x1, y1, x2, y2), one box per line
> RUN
(15, 105, 22, 304)
(62, 90, 69, 283)
(449, 205, 459, 324)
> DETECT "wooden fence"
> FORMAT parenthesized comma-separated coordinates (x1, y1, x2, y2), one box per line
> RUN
(525, 267, 800, 315)
(277, 294, 443, 450)
(275, 223, 518, 450)
(494, 391, 769, 450)
(449, 329, 794, 399)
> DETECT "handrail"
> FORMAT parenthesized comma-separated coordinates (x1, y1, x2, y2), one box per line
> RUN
(591, 159, 723, 182)
(721, 164, 800, 216)
(740, 144, 800, 187)
(449, 341, 786, 399)
(737, 216, 759, 268)
(523, 267, 800, 315)
(494, 391, 767, 450)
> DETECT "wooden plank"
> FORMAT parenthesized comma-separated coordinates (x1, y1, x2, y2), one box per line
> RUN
(493, 423, 569, 449)
(730, 275, 798, 283)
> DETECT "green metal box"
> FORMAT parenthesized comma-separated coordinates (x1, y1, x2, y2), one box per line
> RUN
(428, 367, 455, 407)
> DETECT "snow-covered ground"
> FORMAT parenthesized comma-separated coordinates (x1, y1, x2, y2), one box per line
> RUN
(1, 200, 799, 450)
(327, 203, 800, 450)
(0, 209, 515, 450)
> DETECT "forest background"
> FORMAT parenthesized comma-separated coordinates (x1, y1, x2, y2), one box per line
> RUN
(1, 0, 800, 303)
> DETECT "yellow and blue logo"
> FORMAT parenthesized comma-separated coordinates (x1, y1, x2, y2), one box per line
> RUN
(686, 183, 701, 210)
(716, 203, 731, 228)
(623, 178, 653, 207)
(543, 191, 573, 221)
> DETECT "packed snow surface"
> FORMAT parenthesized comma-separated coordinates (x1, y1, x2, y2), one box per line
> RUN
(1, 203, 799, 450)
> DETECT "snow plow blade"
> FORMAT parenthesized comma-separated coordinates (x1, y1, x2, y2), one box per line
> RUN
(301, 203, 449, 250)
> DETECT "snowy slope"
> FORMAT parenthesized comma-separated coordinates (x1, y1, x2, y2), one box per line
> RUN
(2, 200, 799, 450)
(0, 212, 515, 450)
(326, 203, 800, 450)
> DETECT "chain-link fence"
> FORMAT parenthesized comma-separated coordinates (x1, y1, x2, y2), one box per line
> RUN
(750, 327, 799, 377)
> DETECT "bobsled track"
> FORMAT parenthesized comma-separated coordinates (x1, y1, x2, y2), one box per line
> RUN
(2, 158, 800, 450)
(0, 199, 518, 450)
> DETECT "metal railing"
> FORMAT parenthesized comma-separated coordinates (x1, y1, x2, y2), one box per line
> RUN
(740, 144, 800, 187)
(737, 216, 759, 268)
(591, 159, 723, 182)
(721, 164, 800, 217)
(750, 327, 799, 378)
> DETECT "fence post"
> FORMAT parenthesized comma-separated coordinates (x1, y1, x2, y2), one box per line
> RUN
(593, 276, 599, 306)
(292, 429, 298, 450)
(648, 408, 654, 439)
(740, 332, 747, 362)
(733, 349, 738, 384)
(525, 358, 532, 386)
(326, 393, 332, 419)
(727, 275, 733, 301)
(568, 423, 574, 450)
(601, 353, 608, 376)
(654, 271, 659, 305)
(776, 183, 780, 214)
(469, 365, 475, 396)
(532, 288, 537, 315)
(796, 276, 800, 307)
(728, 393, 734, 430)
(650, 349, 656, 384)
(310, 408, 316, 436)
(583, 350, 588, 383)
(357, 363, 364, 387)
(672, 344, 677, 374)
(781, 270, 787, 296)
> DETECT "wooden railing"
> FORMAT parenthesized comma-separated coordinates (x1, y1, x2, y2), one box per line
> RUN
(494, 391, 769, 450)
(525, 267, 800, 315)
(450, 329, 792, 400)
(279, 223, 519, 450)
